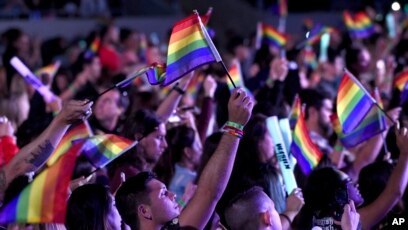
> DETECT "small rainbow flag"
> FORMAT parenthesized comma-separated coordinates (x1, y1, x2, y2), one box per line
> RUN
(290, 105, 323, 175)
(394, 70, 408, 91)
(145, 63, 167, 85)
(289, 95, 301, 130)
(227, 59, 252, 97)
(165, 12, 221, 86)
(257, 23, 287, 48)
(186, 74, 204, 100)
(303, 46, 318, 69)
(0, 141, 82, 224)
(305, 24, 334, 46)
(35, 61, 61, 79)
(80, 134, 137, 168)
(46, 121, 92, 166)
(84, 37, 101, 59)
(332, 88, 386, 148)
(393, 70, 408, 104)
(343, 11, 375, 39)
(200, 7, 213, 26)
(336, 70, 375, 134)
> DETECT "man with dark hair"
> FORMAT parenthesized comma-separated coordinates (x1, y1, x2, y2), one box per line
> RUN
(224, 186, 282, 230)
(116, 89, 253, 230)
(299, 88, 333, 155)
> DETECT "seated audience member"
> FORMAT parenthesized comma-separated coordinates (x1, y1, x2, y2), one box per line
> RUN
(115, 89, 253, 230)
(0, 100, 92, 203)
(66, 184, 121, 230)
(296, 122, 408, 229)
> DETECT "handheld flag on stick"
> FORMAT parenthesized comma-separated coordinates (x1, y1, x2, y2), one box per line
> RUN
(290, 105, 323, 175)
(256, 22, 287, 49)
(226, 59, 252, 96)
(297, 24, 334, 49)
(35, 61, 61, 80)
(0, 141, 82, 224)
(393, 70, 408, 104)
(336, 70, 376, 133)
(164, 11, 222, 86)
(80, 134, 137, 168)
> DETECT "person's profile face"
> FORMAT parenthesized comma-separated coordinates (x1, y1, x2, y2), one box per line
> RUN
(141, 123, 168, 163)
(147, 179, 180, 224)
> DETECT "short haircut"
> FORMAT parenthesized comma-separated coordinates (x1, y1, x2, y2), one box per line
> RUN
(224, 186, 271, 230)
(115, 171, 156, 230)
(123, 109, 162, 140)
(299, 89, 332, 119)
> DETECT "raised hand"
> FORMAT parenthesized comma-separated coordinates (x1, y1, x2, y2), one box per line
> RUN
(203, 75, 217, 98)
(269, 58, 288, 81)
(340, 200, 360, 230)
(55, 100, 93, 125)
(285, 188, 305, 214)
(227, 89, 254, 126)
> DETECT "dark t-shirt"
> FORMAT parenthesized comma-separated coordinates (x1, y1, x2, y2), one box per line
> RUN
(161, 218, 198, 230)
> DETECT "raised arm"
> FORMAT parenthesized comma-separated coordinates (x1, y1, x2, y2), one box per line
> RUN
(358, 122, 408, 229)
(179, 89, 253, 229)
(0, 100, 92, 198)
(156, 72, 193, 121)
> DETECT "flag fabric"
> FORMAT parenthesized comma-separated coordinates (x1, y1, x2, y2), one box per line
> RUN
(303, 46, 318, 69)
(165, 12, 221, 86)
(278, 0, 288, 17)
(226, 59, 252, 97)
(145, 63, 167, 85)
(35, 62, 61, 79)
(394, 70, 408, 91)
(393, 70, 408, 104)
(0, 141, 82, 224)
(257, 23, 287, 48)
(200, 7, 213, 26)
(305, 24, 334, 46)
(343, 11, 375, 39)
(336, 71, 375, 134)
(80, 134, 137, 168)
(331, 88, 386, 148)
(289, 95, 301, 130)
(290, 107, 323, 175)
(186, 74, 204, 100)
(84, 37, 101, 59)
(46, 121, 92, 166)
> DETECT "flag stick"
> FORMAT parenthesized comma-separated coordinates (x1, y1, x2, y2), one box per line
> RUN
(84, 68, 150, 105)
(220, 61, 236, 88)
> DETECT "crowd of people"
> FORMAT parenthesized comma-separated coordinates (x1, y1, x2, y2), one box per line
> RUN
(0, 5, 408, 230)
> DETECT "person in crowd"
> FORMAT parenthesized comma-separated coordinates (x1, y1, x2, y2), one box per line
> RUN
(115, 88, 253, 230)
(66, 184, 121, 230)
(295, 122, 408, 229)
(0, 99, 92, 203)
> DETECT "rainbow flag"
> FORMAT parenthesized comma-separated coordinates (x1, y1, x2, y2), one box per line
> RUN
(46, 121, 92, 166)
(278, 0, 288, 17)
(343, 11, 375, 39)
(290, 106, 323, 175)
(394, 70, 408, 91)
(332, 88, 386, 148)
(186, 74, 204, 100)
(0, 141, 82, 224)
(336, 71, 375, 134)
(226, 59, 252, 96)
(257, 23, 287, 48)
(303, 46, 318, 69)
(305, 24, 334, 46)
(80, 134, 137, 168)
(145, 63, 167, 85)
(289, 95, 301, 130)
(200, 7, 213, 26)
(165, 12, 221, 86)
(35, 61, 61, 79)
(84, 37, 101, 59)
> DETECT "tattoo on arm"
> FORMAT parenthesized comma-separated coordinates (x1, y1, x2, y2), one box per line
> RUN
(24, 140, 54, 168)
(0, 169, 6, 192)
